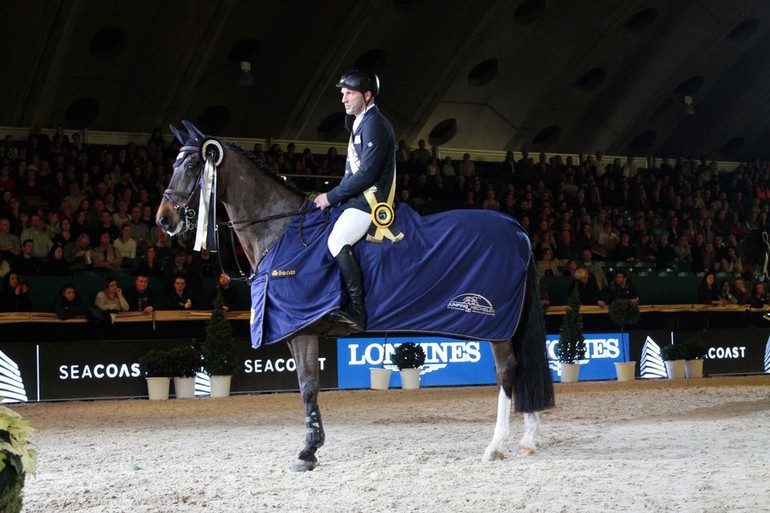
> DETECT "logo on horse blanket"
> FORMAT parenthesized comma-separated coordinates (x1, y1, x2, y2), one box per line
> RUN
(250, 205, 530, 348)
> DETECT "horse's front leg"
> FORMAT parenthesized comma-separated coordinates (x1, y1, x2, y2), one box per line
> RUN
(288, 334, 325, 472)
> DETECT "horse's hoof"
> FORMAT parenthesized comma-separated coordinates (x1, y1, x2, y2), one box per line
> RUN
(482, 449, 505, 462)
(518, 446, 536, 457)
(290, 459, 317, 472)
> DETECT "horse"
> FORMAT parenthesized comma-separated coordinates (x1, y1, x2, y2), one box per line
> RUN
(156, 120, 555, 472)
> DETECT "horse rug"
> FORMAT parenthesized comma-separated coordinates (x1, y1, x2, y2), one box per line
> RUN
(249, 205, 530, 348)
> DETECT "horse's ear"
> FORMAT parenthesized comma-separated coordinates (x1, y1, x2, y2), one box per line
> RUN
(181, 120, 206, 142)
(169, 123, 187, 144)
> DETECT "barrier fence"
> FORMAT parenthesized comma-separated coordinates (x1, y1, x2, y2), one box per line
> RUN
(1, 305, 769, 402)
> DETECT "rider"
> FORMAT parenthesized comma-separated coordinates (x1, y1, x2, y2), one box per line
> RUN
(313, 70, 397, 332)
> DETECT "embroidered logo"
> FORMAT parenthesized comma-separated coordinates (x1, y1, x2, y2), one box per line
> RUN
(446, 293, 495, 316)
(271, 269, 297, 277)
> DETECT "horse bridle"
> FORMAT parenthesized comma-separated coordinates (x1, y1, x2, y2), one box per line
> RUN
(162, 141, 323, 281)
(162, 144, 205, 233)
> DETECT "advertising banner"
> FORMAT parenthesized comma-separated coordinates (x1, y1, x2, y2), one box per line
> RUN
(546, 332, 629, 381)
(337, 336, 497, 389)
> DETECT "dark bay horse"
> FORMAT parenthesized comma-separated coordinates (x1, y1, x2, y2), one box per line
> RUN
(156, 120, 554, 472)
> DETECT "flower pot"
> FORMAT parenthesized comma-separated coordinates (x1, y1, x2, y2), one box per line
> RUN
(664, 360, 686, 379)
(146, 377, 170, 400)
(560, 362, 580, 383)
(209, 375, 232, 397)
(173, 377, 196, 398)
(399, 368, 421, 389)
(685, 359, 704, 379)
(370, 368, 392, 390)
(614, 361, 636, 381)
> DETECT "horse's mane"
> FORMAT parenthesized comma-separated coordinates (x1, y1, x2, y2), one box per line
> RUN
(223, 140, 307, 199)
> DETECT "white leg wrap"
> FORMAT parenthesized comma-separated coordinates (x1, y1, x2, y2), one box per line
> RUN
(519, 412, 540, 456)
(482, 387, 511, 462)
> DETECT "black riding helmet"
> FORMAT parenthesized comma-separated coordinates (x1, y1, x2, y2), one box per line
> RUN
(336, 70, 380, 97)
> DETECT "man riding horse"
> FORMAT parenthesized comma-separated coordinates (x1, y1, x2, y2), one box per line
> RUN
(313, 70, 397, 333)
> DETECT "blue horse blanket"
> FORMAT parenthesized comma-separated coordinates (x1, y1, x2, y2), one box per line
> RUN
(249, 205, 530, 348)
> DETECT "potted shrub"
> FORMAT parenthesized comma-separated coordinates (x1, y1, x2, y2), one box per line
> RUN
(660, 343, 688, 379)
(139, 348, 174, 400)
(609, 299, 641, 381)
(681, 338, 707, 379)
(0, 405, 36, 513)
(555, 288, 586, 382)
(167, 344, 201, 398)
(202, 290, 237, 397)
(390, 342, 426, 389)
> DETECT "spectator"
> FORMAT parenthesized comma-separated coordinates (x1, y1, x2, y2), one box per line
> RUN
(458, 153, 476, 178)
(0, 252, 9, 278)
(92, 230, 122, 271)
(53, 217, 77, 246)
(536, 247, 561, 278)
(673, 235, 692, 271)
(94, 276, 129, 314)
(613, 232, 637, 263)
(14, 239, 42, 276)
(20, 213, 53, 259)
(113, 222, 137, 260)
(654, 233, 676, 269)
(53, 283, 87, 320)
(568, 267, 606, 307)
(732, 277, 751, 305)
(579, 248, 608, 290)
(40, 243, 70, 276)
(696, 272, 725, 306)
(124, 274, 155, 314)
(64, 232, 93, 271)
(719, 280, 737, 305)
(135, 246, 163, 277)
(215, 272, 241, 311)
(0, 217, 21, 262)
(750, 281, 769, 308)
(605, 270, 639, 304)
(0, 271, 32, 312)
(127, 204, 150, 251)
(93, 211, 120, 243)
(719, 246, 742, 275)
(167, 276, 193, 310)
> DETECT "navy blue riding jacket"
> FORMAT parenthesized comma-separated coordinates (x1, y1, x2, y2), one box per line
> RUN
(326, 105, 396, 212)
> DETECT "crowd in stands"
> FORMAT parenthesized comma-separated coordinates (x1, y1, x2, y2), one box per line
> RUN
(2, 124, 770, 313)
(392, 140, 770, 308)
(0, 124, 250, 315)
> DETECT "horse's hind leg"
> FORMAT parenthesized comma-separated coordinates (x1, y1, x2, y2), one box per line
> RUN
(483, 386, 512, 462)
(288, 334, 325, 472)
(483, 340, 515, 462)
(519, 412, 540, 457)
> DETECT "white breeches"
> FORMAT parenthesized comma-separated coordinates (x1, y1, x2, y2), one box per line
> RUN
(327, 208, 371, 257)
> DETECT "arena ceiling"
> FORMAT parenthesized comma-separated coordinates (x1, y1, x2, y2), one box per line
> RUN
(4, 0, 770, 161)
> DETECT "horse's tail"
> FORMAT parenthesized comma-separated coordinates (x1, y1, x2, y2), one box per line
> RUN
(511, 255, 555, 413)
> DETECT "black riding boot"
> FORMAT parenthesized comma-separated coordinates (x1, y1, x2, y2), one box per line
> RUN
(334, 244, 367, 332)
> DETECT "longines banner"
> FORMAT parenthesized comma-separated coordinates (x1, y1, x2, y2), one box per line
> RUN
(0, 328, 768, 402)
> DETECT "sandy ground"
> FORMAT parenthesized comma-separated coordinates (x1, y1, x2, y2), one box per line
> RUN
(13, 375, 770, 513)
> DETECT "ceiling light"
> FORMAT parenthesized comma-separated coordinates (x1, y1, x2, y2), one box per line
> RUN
(684, 95, 694, 115)
(237, 61, 254, 87)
